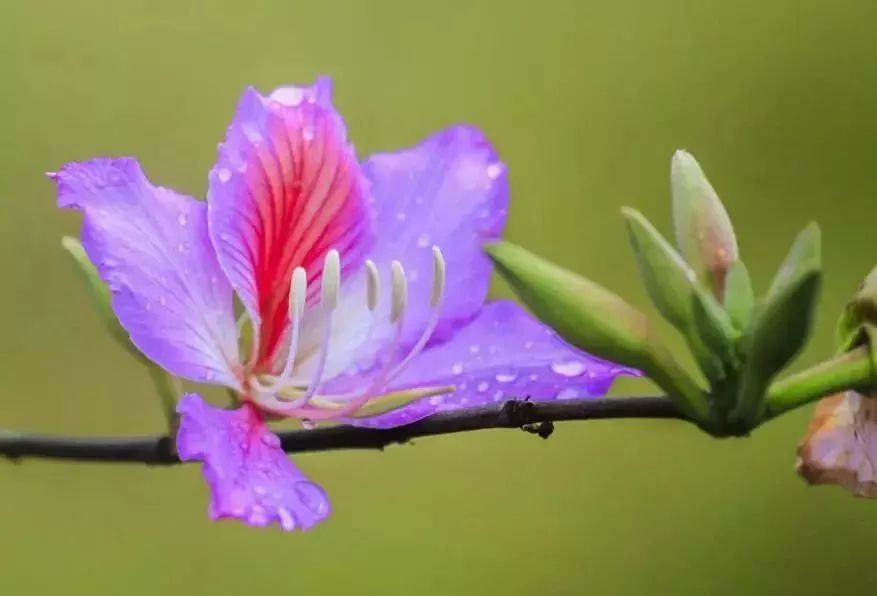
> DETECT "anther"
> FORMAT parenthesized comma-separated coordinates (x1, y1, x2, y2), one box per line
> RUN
(365, 259, 380, 311)
(390, 261, 407, 323)
(430, 246, 446, 308)
(322, 249, 340, 310)
(289, 267, 307, 319)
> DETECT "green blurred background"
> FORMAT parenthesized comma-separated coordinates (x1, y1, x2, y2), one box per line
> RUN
(1, 0, 876, 594)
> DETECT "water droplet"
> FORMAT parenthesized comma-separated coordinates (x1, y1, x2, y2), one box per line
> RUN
(253, 485, 267, 496)
(237, 162, 248, 174)
(492, 390, 504, 401)
(529, 374, 538, 381)
(217, 167, 232, 183)
(294, 481, 329, 517)
(551, 360, 587, 377)
(302, 126, 315, 142)
(396, 211, 407, 222)
(451, 362, 464, 375)
(261, 433, 281, 448)
(416, 233, 431, 248)
(486, 162, 504, 180)
(177, 242, 186, 253)
(524, 341, 534, 349)
(495, 372, 517, 383)
(177, 212, 187, 226)
(429, 395, 443, 406)
(477, 382, 489, 392)
(277, 507, 296, 531)
(556, 388, 581, 400)
(159, 296, 166, 306)
(469, 344, 480, 353)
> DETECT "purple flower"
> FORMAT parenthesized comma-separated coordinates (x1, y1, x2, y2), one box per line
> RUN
(53, 76, 636, 532)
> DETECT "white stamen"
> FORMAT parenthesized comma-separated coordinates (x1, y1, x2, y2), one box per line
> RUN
(293, 251, 340, 406)
(365, 259, 380, 311)
(316, 247, 448, 416)
(390, 261, 407, 323)
(382, 246, 446, 385)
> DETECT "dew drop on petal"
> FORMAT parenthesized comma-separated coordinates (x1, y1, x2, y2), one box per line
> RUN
(492, 390, 504, 401)
(495, 372, 517, 383)
(451, 362, 464, 375)
(477, 382, 489, 392)
(551, 360, 587, 377)
(469, 344, 480, 354)
(429, 395, 443, 406)
(524, 341, 534, 349)
(177, 243, 186, 253)
(302, 126, 315, 142)
(253, 485, 267, 496)
(417, 233, 431, 248)
(177, 212, 187, 226)
(396, 211, 407, 222)
(556, 388, 581, 400)
(217, 167, 232, 183)
(486, 162, 504, 180)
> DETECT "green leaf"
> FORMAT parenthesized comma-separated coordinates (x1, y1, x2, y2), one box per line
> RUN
(62, 236, 141, 359)
(670, 150, 738, 299)
(723, 260, 754, 330)
(485, 240, 710, 423)
(734, 223, 822, 426)
(622, 207, 737, 383)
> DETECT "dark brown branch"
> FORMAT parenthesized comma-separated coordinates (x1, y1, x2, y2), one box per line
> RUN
(0, 396, 682, 465)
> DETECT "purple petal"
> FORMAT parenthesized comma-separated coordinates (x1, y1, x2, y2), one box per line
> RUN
(345, 301, 639, 429)
(362, 125, 508, 348)
(176, 394, 331, 531)
(54, 158, 240, 387)
(207, 79, 372, 371)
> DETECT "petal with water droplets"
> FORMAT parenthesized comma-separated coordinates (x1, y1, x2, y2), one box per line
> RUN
(332, 301, 638, 428)
(54, 158, 240, 386)
(176, 394, 331, 531)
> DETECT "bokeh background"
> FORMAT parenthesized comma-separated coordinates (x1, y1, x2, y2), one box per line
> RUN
(2, 1, 876, 594)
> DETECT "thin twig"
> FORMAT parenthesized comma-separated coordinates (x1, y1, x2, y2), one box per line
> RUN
(0, 396, 682, 465)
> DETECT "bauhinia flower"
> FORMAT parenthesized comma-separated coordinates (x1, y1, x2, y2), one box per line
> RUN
(52, 76, 635, 531)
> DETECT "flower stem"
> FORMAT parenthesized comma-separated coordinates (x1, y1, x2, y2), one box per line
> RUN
(762, 345, 874, 420)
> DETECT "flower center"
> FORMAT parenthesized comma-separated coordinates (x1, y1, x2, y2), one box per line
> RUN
(249, 246, 448, 421)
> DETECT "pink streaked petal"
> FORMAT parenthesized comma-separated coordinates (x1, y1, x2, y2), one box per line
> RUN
(176, 394, 331, 531)
(310, 125, 509, 377)
(208, 79, 372, 371)
(340, 301, 639, 429)
(54, 158, 240, 386)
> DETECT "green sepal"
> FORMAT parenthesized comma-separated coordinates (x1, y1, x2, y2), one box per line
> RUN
(484, 241, 710, 423)
(734, 223, 822, 426)
(61, 236, 142, 361)
(622, 207, 738, 384)
(722, 260, 755, 330)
